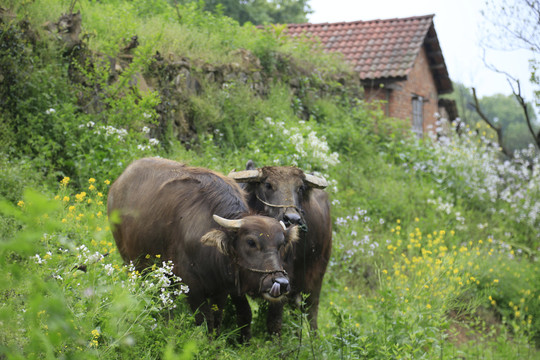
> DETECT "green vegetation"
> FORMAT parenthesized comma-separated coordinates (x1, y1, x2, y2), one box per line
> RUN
(443, 82, 539, 153)
(1, 1, 539, 358)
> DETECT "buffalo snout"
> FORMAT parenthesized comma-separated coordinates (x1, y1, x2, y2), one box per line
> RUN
(262, 272, 290, 301)
(283, 212, 302, 226)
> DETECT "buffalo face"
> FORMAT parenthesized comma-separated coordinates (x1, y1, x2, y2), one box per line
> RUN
(201, 215, 298, 301)
(229, 162, 328, 230)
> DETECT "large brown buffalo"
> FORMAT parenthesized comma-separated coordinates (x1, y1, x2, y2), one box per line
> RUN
(229, 161, 331, 334)
(108, 158, 298, 341)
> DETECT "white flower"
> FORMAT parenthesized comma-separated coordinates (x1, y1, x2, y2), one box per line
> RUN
(45, 108, 56, 115)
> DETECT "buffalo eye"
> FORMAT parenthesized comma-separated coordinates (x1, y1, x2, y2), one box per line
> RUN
(247, 239, 257, 248)
(264, 182, 273, 191)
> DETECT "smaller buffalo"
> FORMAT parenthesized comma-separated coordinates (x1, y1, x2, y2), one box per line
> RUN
(229, 161, 332, 335)
(108, 158, 298, 340)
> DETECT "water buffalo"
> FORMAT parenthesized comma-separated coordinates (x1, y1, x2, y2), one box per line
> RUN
(108, 158, 298, 341)
(229, 161, 331, 334)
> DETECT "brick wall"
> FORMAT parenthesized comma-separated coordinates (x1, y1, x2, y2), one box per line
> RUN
(363, 47, 440, 136)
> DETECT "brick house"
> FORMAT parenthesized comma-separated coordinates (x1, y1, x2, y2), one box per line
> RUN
(286, 15, 457, 137)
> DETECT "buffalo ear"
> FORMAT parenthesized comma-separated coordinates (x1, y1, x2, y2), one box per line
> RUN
(201, 230, 229, 255)
(286, 225, 300, 244)
(246, 160, 256, 170)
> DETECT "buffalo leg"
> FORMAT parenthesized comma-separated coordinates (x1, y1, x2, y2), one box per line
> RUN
(305, 277, 325, 332)
(267, 302, 284, 336)
(231, 295, 252, 342)
(187, 294, 215, 334)
(210, 295, 227, 335)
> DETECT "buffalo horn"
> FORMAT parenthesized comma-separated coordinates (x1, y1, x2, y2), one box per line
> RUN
(213, 214, 244, 229)
(227, 169, 262, 182)
(305, 174, 328, 189)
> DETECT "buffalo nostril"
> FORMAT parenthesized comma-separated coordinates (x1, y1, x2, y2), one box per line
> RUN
(284, 213, 302, 225)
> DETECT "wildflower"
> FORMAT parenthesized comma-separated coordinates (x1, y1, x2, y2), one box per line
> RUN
(61, 177, 70, 186)
(69, 206, 75, 212)
(63, 196, 70, 202)
(97, 192, 103, 198)
(17, 200, 24, 207)
(89, 184, 96, 191)
(426, 304, 432, 309)
(104, 180, 111, 185)
(89, 178, 96, 184)
(493, 279, 499, 284)
(75, 192, 87, 202)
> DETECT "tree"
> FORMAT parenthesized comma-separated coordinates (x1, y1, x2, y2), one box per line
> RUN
(179, 0, 312, 25)
(444, 82, 538, 154)
(480, 0, 540, 150)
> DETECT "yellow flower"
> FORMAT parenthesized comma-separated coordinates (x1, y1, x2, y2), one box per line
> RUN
(104, 180, 111, 185)
(97, 192, 103, 198)
(89, 184, 96, 191)
(69, 206, 75, 212)
(414, 217, 419, 222)
(89, 178, 96, 184)
(396, 219, 401, 224)
(17, 200, 24, 207)
(61, 218, 67, 223)
(426, 304, 432, 309)
(61, 177, 70, 186)
(63, 196, 70, 202)
(75, 192, 87, 202)
(156, 254, 161, 258)
(493, 279, 499, 284)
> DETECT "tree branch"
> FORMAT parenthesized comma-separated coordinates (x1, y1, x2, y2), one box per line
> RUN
(470, 87, 512, 157)
(508, 78, 540, 150)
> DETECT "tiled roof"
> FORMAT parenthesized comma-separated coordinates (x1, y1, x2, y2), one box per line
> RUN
(286, 15, 452, 94)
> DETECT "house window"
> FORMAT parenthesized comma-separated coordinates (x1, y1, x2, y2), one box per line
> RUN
(412, 96, 424, 137)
